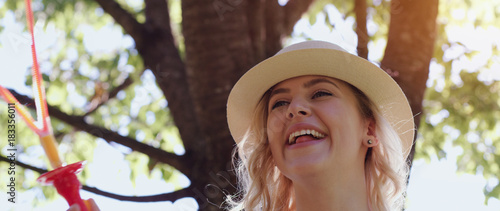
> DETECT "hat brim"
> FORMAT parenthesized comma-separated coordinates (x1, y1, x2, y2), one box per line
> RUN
(227, 45, 414, 159)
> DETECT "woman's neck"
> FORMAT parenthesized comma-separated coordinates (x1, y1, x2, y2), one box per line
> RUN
(292, 166, 370, 211)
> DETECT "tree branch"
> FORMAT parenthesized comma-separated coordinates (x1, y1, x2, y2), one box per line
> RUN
(264, 0, 285, 56)
(246, 0, 266, 61)
(144, 0, 170, 29)
(283, 0, 314, 35)
(82, 185, 195, 202)
(141, 0, 207, 157)
(9, 89, 192, 176)
(93, 0, 144, 48)
(0, 156, 194, 202)
(94, 0, 202, 171)
(262, 0, 314, 56)
(0, 155, 47, 174)
(355, 0, 369, 59)
(84, 76, 134, 116)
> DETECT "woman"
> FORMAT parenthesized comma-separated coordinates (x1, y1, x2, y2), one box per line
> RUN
(226, 41, 414, 210)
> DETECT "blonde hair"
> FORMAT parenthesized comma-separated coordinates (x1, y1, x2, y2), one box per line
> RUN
(227, 82, 409, 211)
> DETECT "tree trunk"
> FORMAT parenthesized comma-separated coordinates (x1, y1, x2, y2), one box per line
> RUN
(380, 0, 439, 170)
(178, 1, 315, 209)
(181, 1, 256, 209)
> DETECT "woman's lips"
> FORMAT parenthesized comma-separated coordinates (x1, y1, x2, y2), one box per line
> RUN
(286, 128, 326, 145)
(286, 136, 326, 149)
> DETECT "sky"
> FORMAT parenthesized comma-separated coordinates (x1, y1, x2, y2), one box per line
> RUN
(1, 1, 500, 210)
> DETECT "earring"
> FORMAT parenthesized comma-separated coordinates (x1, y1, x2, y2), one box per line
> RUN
(367, 139, 373, 145)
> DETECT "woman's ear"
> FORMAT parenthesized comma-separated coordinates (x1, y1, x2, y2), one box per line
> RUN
(363, 118, 379, 147)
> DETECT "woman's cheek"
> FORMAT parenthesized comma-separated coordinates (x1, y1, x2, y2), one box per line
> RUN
(266, 113, 286, 138)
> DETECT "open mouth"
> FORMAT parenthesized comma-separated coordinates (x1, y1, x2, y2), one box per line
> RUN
(288, 129, 326, 145)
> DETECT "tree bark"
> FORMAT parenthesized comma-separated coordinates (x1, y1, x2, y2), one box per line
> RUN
(181, 1, 256, 209)
(381, 0, 439, 169)
(94, 0, 144, 46)
(138, 0, 207, 167)
(355, 0, 369, 59)
(179, 1, 316, 209)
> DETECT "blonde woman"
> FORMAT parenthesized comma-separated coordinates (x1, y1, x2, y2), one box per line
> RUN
(226, 41, 414, 211)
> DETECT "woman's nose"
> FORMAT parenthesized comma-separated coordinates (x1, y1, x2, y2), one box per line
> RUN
(287, 98, 311, 119)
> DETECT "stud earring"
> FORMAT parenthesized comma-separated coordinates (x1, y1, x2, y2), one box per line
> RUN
(367, 139, 373, 145)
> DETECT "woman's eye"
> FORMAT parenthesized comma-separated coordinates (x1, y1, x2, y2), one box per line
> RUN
(271, 101, 289, 110)
(312, 91, 332, 99)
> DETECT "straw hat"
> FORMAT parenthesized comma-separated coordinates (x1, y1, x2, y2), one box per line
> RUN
(227, 40, 414, 158)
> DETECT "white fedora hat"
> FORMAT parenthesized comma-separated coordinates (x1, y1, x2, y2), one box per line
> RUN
(227, 40, 414, 159)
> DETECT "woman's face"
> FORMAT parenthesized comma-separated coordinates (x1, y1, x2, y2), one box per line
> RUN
(266, 75, 371, 179)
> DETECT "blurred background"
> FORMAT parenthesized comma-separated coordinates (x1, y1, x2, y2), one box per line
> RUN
(0, 0, 499, 210)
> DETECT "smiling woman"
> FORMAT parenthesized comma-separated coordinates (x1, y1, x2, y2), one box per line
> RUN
(226, 41, 415, 211)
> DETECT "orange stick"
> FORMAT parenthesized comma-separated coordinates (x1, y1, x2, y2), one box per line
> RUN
(0, 85, 41, 134)
(0, 85, 63, 168)
(0, 0, 63, 169)
(25, 0, 50, 134)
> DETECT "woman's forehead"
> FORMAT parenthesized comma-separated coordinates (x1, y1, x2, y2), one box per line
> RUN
(271, 75, 347, 90)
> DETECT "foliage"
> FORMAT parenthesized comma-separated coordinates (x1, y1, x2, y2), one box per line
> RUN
(290, 0, 500, 204)
(416, 0, 500, 202)
(0, 0, 184, 206)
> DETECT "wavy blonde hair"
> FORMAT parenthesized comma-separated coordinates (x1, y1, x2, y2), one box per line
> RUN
(227, 82, 409, 211)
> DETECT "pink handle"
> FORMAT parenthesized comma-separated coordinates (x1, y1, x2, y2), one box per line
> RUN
(37, 161, 88, 211)
(53, 173, 87, 211)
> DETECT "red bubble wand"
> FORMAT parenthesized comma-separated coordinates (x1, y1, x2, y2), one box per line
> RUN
(0, 0, 91, 210)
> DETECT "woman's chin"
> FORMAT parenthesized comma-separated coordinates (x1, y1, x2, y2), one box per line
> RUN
(283, 138, 330, 169)
(274, 138, 332, 179)
(281, 154, 331, 180)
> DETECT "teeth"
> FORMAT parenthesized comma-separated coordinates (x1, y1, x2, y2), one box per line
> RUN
(288, 129, 325, 144)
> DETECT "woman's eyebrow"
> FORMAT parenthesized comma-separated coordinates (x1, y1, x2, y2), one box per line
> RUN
(270, 78, 339, 98)
(270, 88, 290, 98)
(303, 78, 340, 89)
